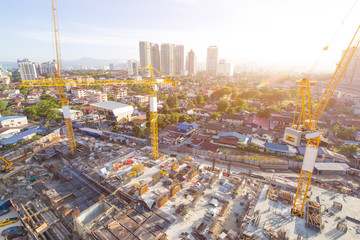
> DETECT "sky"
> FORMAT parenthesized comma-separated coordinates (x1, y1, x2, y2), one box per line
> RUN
(1, 0, 360, 72)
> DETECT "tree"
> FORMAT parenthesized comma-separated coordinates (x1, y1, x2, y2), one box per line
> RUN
(187, 101, 195, 108)
(217, 99, 230, 113)
(232, 97, 246, 111)
(132, 126, 144, 137)
(0, 100, 6, 113)
(196, 94, 206, 104)
(338, 144, 359, 156)
(170, 112, 180, 124)
(24, 106, 38, 120)
(0, 85, 8, 91)
(166, 95, 178, 109)
(332, 122, 356, 140)
(211, 87, 232, 100)
(113, 124, 121, 132)
(129, 102, 135, 107)
(257, 108, 272, 119)
(179, 114, 191, 123)
(210, 112, 220, 120)
(161, 103, 170, 114)
(240, 90, 260, 100)
(40, 94, 59, 105)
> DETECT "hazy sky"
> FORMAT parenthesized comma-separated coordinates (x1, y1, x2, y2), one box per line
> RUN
(1, 0, 360, 72)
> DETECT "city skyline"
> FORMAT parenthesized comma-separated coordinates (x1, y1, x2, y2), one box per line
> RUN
(1, 0, 360, 72)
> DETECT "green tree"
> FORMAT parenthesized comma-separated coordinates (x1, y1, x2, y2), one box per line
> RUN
(257, 108, 272, 119)
(0, 100, 6, 113)
(129, 102, 135, 107)
(332, 122, 356, 140)
(196, 94, 206, 104)
(179, 114, 191, 123)
(166, 95, 178, 109)
(170, 112, 180, 124)
(132, 126, 144, 137)
(40, 94, 59, 105)
(113, 124, 121, 132)
(240, 90, 260, 100)
(187, 100, 195, 108)
(217, 99, 230, 113)
(338, 144, 359, 156)
(23, 106, 38, 120)
(210, 112, 220, 120)
(161, 103, 170, 114)
(0, 85, 8, 91)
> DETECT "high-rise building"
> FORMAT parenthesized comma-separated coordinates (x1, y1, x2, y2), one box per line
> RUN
(342, 47, 360, 90)
(217, 59, 233, 77)
(206, 46, 218, 76)
(174, 45, 184, 75)
(40, 61, 57, 74)
(186, 49, 197, 76)
(127, 60, 138, 76)
(109, 63, 114, 71)
(139, 41, 151, 77)
(0, 65, 11, 85)
(17, 59, 38, 81)
(151, 43, 161, 73)
(161, 43, 174, 75)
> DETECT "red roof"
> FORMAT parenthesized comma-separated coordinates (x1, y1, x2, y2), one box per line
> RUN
(192, 134, 212, 141)
(246, 115, 270, 128)
(199, 141, 219, 152)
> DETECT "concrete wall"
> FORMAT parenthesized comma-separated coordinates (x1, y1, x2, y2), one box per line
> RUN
(162, 145, 302, 170)
(3, 128, 61, 162)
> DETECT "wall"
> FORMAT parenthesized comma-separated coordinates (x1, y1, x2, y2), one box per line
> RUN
(161, 145, 302, 169)
(3, 128, 61, 161)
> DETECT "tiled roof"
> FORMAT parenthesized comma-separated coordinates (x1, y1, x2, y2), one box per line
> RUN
(246, 115, 270, 128)
(221, 114, 245, 121)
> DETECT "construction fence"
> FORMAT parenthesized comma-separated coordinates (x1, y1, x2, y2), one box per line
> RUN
(3, 128, 61, 162)
(162, 145, 302, 170)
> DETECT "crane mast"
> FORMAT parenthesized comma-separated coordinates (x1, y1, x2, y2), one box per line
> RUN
(52, 0, 76, 155)
(291, 25, 360, 217)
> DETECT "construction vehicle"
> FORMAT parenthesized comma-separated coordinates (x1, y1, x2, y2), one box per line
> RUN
(291, 25, 360, 217)
(159, 169, 168, 176)
(0, 157, 13, 173)
(129, 164, 145, 178)
(19, 0, 178, 159)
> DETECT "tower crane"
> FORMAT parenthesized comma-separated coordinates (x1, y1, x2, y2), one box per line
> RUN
(20, 66, 177, 159)
(291, 25, 360, 217)
(19, 0, 177, 159)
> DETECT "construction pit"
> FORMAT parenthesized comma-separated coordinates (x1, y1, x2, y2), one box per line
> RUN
(1, 134, 360, 239)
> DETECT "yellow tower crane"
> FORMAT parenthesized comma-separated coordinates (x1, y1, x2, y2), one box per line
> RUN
(291, 25, 360, 217)
(51, 0, 76, 155)
(19, 0, 177, 159)
(20, 66, 177, 159)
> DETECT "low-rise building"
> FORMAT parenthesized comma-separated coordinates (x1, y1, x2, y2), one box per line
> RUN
(265, 142, 297, 157)
(91, 101, 134, 123)
(220, 113, 245, 125)
(0, 115, 28, 128)
(246, 115, 272, 130)
(71, 87, 87, 99)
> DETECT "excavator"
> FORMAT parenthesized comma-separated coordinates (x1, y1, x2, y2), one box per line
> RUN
(0, 156, 13, 173)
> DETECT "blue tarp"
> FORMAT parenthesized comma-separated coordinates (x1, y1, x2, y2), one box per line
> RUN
(1, 128, 46, 145)
(265, 142, 289, 152)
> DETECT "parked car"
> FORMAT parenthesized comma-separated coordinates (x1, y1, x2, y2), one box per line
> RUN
(1, 226, 27, 238)
(0, 217, 19, 227)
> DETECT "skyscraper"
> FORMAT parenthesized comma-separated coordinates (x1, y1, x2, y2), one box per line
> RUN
(187, 49, 197, 76)
(161, 43, 174, 75)
(139, 41, 151, 77)
(17, 59, 38, 80)
(151, 43, 161, 73)
(174, 45, 184, 75)
(217, 59, 233, 77)
(127, 60, 138, 76)
(206, 46, 218, 76)
(40, 61, 57, 74)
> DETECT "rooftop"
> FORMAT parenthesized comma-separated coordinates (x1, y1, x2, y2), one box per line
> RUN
(0, 115, 26, 122)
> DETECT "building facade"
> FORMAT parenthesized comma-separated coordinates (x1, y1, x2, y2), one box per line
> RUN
(161, 43, 174, 75)
(17, 59, 38, 80)
(217, 59, 233, 77)
(151, 43, 161, 73)
(90, 101, 134, 123)
(127, 60, 138, 76)
(0, 115, 28, 128)
(40, 61, 57, 74)
(174, 45, 184, 75)
(186, 49, 197, 76)
(206, 46, 218, 76)
(139, 41, 151, 77)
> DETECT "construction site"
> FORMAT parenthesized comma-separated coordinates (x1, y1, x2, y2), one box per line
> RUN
(1, 131, 360, 240)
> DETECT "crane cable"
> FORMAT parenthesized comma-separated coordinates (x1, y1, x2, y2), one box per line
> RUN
(306, 0, 358, 77)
